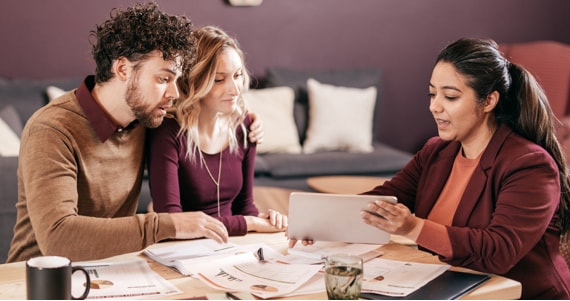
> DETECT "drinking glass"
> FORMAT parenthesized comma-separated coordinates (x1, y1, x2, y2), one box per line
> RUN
(324, 254, 363, 300)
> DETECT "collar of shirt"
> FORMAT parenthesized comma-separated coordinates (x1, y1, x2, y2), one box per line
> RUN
(76, 76, 139, 142)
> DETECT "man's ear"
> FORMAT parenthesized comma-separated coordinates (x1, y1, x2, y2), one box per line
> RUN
(112, 57, 130, 81)
(483, 90, 500, 112)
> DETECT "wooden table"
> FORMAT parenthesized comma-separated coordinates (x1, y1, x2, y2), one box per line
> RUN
(307, 175, 389, 194)
(0, 233, 521, 300)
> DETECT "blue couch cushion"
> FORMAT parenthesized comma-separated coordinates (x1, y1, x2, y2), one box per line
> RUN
(261, 143, 412, 178)
(0, 157, 18, 263)
(0, 105, 23, 137)
(254, 155, 271, 175)
(0, 78, 82, 123)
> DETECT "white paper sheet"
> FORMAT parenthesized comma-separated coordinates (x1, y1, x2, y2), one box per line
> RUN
(190, 252, 322, 299)
(362, 258, 450, 297)
(72, 260, 181, 299)
(286, 241, 383, 264)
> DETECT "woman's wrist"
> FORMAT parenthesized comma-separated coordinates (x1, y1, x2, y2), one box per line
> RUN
(244, 215, 257, 232)
(403, 217, 424, 242)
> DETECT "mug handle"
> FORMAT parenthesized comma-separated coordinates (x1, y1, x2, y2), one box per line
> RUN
(71, 267, 91, 300)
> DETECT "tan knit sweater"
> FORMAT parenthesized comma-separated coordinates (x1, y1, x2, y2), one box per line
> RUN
(7, 90, 175, 263)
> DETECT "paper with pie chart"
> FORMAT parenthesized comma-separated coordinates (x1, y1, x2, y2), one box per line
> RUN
(191, 251, 322, 299)
(71, 260, 181, 299)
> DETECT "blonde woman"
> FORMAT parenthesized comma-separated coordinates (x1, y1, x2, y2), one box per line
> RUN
(147, 26, 287, 236)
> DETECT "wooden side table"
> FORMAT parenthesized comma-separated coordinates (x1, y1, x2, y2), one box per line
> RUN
(148, 186, 297, 215)
(307, 175, 389, 194)
(253, 186, 300, 215)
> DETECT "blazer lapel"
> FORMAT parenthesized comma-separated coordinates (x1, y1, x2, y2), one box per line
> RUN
(416, 143, 459, 218)
(453, 125, 512, 226)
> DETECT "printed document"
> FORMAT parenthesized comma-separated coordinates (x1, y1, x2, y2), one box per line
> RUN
(71, 260, 181, 299)
(362, 258, 450, 297)
(145, 240, 286, 276)
(190, 251, 322, 299)
(143, 239, 237, 275)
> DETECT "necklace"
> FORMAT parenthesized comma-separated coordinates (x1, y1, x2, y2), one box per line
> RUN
(200, 150, 223, 217)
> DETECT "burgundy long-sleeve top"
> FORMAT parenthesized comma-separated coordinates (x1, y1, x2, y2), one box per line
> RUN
(364, 124, 570, 299)
(147, 116, 258, 236)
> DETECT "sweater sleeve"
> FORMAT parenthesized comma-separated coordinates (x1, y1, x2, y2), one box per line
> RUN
(219, 116, 259, 236)
(416, 220, 453, 257)
(147, 118, 184, 213)
(231, 116, 258, 216)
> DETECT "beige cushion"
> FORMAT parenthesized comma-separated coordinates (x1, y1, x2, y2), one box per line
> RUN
(46, 85, 66, 101)
(244, 87, 302, 154)
(0, 116, 20, 156)
(303, 78, 376, 154)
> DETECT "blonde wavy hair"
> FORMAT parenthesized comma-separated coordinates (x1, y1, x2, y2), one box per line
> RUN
(173, 26, 251, 163)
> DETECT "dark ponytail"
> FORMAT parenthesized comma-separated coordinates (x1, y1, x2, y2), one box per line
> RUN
(437, 38, 570, 232)
(507, 62, 570, 231)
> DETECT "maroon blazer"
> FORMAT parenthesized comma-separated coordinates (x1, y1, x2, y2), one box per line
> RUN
(366, 124, 570, 299)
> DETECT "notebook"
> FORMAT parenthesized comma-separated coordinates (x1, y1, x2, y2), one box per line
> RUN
(287, 192, 397, 244)
(360, 270, 490, 300)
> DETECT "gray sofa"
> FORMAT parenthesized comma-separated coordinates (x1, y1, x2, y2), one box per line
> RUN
(253, 67, 413, 190)
(0, 68, 413, 262)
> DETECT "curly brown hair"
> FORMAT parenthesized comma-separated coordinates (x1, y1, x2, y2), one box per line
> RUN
(89, 2, 196, 83)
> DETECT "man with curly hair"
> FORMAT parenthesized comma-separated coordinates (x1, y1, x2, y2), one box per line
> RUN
(7, 2, 262, 263)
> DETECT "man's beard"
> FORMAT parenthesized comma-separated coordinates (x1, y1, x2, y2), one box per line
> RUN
(125, 81, 165, 128)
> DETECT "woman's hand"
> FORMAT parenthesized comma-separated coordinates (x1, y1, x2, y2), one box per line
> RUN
(361, 200, 423, 241)
(245, 209, 287, 233)
(287, 237, 314, 248)
(260, 209, 288, 229)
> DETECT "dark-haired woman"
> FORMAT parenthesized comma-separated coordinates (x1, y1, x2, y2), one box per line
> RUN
(361, 38, 570, 299)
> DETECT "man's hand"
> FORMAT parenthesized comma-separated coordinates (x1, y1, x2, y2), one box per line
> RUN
(170, 211, 229, 243)
(248, 112, 264, 144)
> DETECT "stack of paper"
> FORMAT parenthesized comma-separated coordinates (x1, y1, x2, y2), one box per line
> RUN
(190, 252, 322, 299)
(143, 239, 238, 275)
(144, 240, 324, 299)
(141, 239, 475, 299)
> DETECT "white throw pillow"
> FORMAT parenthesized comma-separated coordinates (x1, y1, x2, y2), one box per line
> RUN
(46, 85, 66, 101)
(303, 78, 376, 154)
(0, 117, 20, 156)
(244, 87, 302, 154)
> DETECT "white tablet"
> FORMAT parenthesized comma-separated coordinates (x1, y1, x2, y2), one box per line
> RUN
(287, 192, 397, 244)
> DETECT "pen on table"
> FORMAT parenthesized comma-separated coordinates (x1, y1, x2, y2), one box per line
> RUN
(256, 247, 265, 262)
(225, 292, 241, 300)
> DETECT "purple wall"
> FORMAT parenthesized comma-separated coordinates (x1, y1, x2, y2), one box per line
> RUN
(1, 0, 569, 153)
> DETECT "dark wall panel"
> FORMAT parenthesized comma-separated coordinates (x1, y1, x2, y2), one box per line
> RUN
(1, 0, 568, 153)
